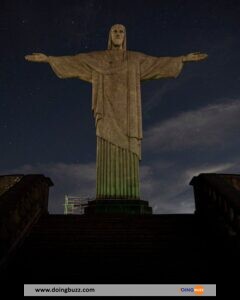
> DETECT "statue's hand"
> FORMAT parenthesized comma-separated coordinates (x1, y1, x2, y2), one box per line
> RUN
(25, 53, 48, 63)
(183, 52, 208, 62)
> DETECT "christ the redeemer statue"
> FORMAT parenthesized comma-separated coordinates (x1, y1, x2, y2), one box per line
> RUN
(25, 24, 207, 204)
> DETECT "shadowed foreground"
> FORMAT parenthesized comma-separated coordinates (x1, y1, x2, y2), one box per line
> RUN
(0, 173, 239, 285)
(2, 213, 238, 284)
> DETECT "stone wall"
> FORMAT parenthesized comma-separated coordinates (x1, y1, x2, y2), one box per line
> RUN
(190, 173, 240, 236)
(0, 174, 53, 260)
(0, 175, 23, 197)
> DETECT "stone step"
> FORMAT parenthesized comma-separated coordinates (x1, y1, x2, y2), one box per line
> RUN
(35, 214, 196, 225)
(3, 213, 235, 284)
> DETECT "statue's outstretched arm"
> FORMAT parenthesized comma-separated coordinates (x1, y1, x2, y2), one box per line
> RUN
(25, 53, 48, 63)
(183, 52, 208, 63)
(25, 52, 92, 82)
(140, 51, 208, 81)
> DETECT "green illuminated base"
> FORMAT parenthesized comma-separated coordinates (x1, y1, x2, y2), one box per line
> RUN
(84, 199, 152, 215)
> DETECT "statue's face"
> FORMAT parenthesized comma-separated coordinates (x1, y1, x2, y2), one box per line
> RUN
(111, 25, 125, 48)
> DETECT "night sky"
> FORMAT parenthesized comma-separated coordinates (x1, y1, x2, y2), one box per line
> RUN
(1, 0, 240, 214)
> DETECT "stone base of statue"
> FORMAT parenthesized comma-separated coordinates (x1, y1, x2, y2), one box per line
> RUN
(84, 199, 152, 215)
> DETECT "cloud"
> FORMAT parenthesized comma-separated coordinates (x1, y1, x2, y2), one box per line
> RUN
(144, 100, 240, 152)
(140, 160, 239, 214)
(1, 163, 96, 214)
(184, 162, 236, 184)
(141, 99, 240, 214)
(1, 158, 239, 215)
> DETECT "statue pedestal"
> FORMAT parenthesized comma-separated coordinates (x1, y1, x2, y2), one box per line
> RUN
(84, 199, 152, 215)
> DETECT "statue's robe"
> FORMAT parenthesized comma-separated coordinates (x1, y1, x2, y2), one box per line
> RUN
(48, 50, 184, 199)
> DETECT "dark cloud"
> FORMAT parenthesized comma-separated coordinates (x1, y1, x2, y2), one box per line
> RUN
(144, 100, 240, 152)
(2, 163, 96, 214)
(2, 158, 238, 214)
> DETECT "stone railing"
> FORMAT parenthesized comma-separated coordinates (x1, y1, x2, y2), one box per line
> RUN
(190, 174, 240, 236)
(0, 174, 53, 267)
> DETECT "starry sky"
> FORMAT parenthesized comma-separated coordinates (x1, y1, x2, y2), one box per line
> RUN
(1, 0, 240, 214)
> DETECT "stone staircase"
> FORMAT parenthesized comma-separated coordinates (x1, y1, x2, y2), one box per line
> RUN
(2, 213, 237, 284)
(1, 173, 239, 286)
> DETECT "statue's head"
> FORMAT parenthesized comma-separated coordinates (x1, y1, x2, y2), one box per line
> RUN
(108, 24, 126, 50)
